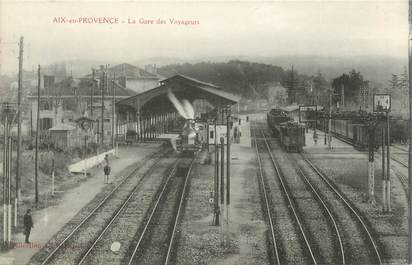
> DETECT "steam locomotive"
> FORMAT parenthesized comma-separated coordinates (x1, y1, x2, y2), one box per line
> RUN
(175, 119, 203, 156)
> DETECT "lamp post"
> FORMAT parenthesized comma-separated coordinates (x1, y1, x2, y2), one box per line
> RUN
(213, 114, 219, 226)
(1, 102, 17, 248)
(225, 106, 231, 225)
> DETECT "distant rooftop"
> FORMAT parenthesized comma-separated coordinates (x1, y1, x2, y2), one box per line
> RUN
(29, 77, 136, 98)
(83, 63, 159, 80)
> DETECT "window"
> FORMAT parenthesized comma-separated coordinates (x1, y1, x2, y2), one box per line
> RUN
(40, 101, 51, 111)
(210, 131, 214, 139)
(40, 118, 53, 130)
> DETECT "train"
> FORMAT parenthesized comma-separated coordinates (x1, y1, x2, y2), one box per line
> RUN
(318, 118, 383, 151)
(267, 108, 306, 152)
(175, 119, 204, 156)
(317, 111, 393, 151)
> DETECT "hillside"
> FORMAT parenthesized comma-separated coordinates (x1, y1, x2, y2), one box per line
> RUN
(158, 60, 286, 98)
(139, 55, 406, 88)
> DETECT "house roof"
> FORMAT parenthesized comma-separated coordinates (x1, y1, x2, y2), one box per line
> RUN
(83, 63, 159, 80)
(29, 77, 136, 98)
(108, 63, 159, 79)
(161, 74, 220, 89)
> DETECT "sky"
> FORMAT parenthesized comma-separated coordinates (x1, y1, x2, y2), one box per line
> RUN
(0, 0, 408, 74)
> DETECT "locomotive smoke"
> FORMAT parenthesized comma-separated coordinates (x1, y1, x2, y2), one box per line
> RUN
(182, 99, 194, 119)
(167, 90, 194, 119)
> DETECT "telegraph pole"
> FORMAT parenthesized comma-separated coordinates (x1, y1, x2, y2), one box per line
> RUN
(328, 91, 332, 149)
(16, 36, 23, 201)
(226, 107, 231, 224)
(408, 0, 412, 262)
(382, 128, 386, 211)
(111, 73, 116, 148)
(100, 67, 105, 145)
(91, 68, 95, 118)
(35, 65, 40, 207)
(3, 115, 7, 246)
(408, 4, 412, 265)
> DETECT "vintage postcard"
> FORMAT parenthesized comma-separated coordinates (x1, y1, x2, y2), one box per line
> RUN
(0, 1, 409, 265)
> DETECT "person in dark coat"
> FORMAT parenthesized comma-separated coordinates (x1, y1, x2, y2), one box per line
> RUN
(103, 154, 111, 184)
(23, 209, 33, 243)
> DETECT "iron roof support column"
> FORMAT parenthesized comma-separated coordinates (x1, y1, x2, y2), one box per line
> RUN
(143, 115, 147, 142)
(150, 115, 153, 139)
(135, 111, 140, 142)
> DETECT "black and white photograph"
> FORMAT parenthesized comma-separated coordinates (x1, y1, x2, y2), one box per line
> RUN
(0, 1, 410, 264)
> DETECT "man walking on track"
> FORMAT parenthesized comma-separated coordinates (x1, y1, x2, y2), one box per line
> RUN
(103, 154, 111, 184)
(23, 209, 33, 243)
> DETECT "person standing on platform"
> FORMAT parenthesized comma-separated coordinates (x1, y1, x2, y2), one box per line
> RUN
(103, 154, 111, 184)
(23, 209, 34, 243)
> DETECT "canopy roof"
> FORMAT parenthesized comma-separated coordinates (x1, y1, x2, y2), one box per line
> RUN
(117, 74, 240, 115)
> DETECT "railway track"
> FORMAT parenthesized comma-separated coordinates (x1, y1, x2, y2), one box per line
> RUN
(256, 125, 344, 265)
(35, 150, 176, 265)
(392, 145, 409, 153)
(76, 158, 181, 265)
(332, 131, 409, 199)
(126, 158, 194, 265)
(302, 155, 383, 265)
(252, 127, 280, 265)
(252, 124, 317, 265)
(390, 155, 409, 197)
(260, 121, 383, 265)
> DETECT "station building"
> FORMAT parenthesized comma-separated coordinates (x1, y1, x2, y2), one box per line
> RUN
(27, 63, 163, 146)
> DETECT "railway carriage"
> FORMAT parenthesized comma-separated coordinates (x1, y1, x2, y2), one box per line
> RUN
(267, 108, 306, 152)
(328, 118, 380, 150)
(279, 121, 306, 152)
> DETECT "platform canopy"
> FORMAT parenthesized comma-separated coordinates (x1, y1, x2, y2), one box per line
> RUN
(116, 74, 240, 115)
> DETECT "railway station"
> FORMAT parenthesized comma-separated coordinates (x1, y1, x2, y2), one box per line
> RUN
(0, 71, 410, 265)
(1, 2, 412, 264)
(115, 74, 240, 143)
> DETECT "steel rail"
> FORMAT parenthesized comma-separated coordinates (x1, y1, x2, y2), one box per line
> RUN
(295, 167, 345, 265)
(392, 145, 408, 153)
(259, 127, 318, 265)
(252, 125, 280, 265)
(261, 122, 345, 264)
(126, 158, 193, 265)
(40, 150, 170, 265)
(77, 158, 179, 265)
(304, 157, 383, 265)
(392, 155, 408, 168)
(389, 156, 409, 198)
(164, 158, 194, 265)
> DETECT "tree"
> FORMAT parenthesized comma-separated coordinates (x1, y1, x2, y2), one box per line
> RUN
(311, 70, 328, 105)
(283, 66, 305, 104)
(158, 60, 285, 99)
(332, 70, 369, 108)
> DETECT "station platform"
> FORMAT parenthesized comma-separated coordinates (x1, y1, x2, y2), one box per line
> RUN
(302, 128, 361, 155)
(0, 143, 162, 265)
(176, 115, 268, 264)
